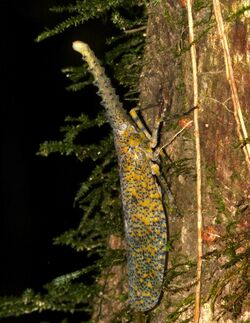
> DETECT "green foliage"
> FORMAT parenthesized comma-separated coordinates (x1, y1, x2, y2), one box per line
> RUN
(62, 66, 93, 92)
(0, 0, 147, 321)
(106, 34, 145, 101)
(37, 0, 147, 102)
(110, 9, 146, 31)
(38, 112, 109, 160)
(53, 143, 124, 253)
(36, 0, 146, 42)
(0, 267, 99, 317)
(33, 88, 126, 319)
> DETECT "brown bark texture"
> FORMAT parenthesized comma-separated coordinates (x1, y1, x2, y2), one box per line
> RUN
(93, 1, 250, 322)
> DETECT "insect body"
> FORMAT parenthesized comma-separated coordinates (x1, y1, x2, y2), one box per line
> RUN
(73, 41, 167, 311)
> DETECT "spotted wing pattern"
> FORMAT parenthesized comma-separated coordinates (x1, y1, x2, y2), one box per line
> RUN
(116, 129, 167, 311)
(73, 41, 167, 311)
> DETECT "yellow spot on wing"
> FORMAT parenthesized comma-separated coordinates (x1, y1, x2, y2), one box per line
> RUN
(146, 281, 153, 288)
(141, 216, 150, 226)
(142, 291, 151, 297)
(138, 199, 151, 207)
(130, 188, 140, 199)
(150, 191, 161, 199)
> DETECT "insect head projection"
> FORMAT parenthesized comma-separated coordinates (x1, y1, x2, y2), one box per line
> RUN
(73, 41, 167, 312)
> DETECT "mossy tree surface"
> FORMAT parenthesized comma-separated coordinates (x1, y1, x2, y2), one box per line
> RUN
(1, 0, 249, 322)
(140, 1, 249, 322)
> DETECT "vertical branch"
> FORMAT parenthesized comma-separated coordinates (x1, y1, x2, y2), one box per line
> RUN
(213, 0, 250, 169)
(186, 1, 202, 322)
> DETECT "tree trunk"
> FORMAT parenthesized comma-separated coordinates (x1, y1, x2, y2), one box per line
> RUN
(93, 1, 250, 322)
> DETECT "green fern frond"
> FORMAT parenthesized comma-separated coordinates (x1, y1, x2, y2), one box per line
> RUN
(0, 267, 100, 317)
(62, 112, 108, 130)
(38, 136, 113, 161)
(62, 66, 90, 83)
(37, 112, 110, 160)
(55, 157, 123, 253)
(105, 35, 145, 100)
(49, 3, 79, 13)
(74, 159, 117, 203)
(36, 0, 143, 42)
(111, 10, 146, 30)
(62, 65, 93, 91)
(36, 14, 91, 42)
(106, 35, 144, 65)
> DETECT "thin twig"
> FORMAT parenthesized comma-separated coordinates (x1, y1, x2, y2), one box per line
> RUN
(206, 96, 232, 113)
(213, 0, 250, 169)
(156, 120, 193, 154)
(186, 1, 203, 322)
(124, 26, 146, 34)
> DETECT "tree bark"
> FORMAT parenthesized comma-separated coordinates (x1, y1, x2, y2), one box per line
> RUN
(139, 1, 249, 322)
(93, 1, 250, 322)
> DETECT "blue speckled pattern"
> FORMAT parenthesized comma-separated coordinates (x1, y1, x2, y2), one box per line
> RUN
(116, 130, 167, 311)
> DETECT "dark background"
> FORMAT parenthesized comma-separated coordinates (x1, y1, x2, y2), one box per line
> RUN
(1, 1, 110, 321)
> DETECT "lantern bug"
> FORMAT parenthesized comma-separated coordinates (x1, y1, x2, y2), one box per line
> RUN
(73, 41, 167, 311)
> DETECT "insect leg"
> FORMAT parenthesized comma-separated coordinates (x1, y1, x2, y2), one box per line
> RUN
(150, 108, 166, 149)
(129, 107, 152, 141)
